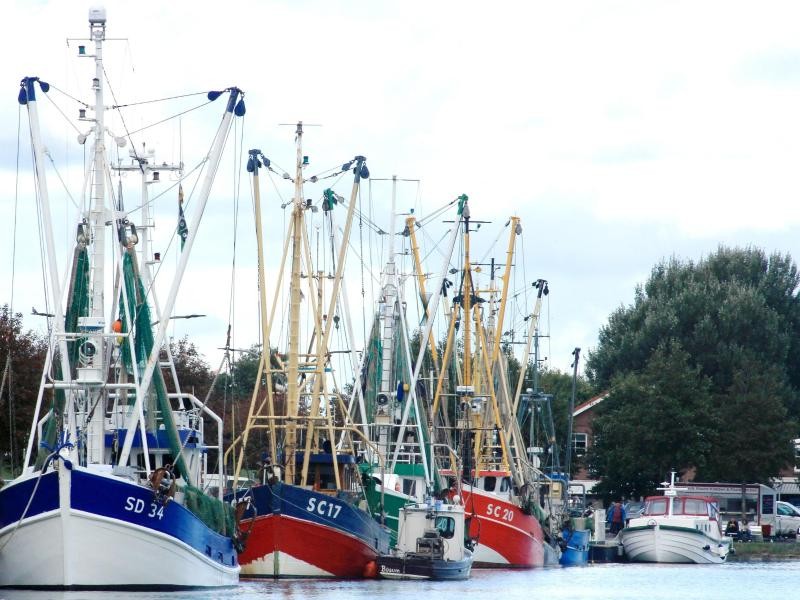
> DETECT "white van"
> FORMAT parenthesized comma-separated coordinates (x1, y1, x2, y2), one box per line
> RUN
(772, 501, 800, 537)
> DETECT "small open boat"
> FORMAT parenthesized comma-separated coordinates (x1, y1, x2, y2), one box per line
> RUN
(378, 500, 473, 580)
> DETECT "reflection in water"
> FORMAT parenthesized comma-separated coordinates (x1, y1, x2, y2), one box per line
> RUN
(2, 561, 799, 600)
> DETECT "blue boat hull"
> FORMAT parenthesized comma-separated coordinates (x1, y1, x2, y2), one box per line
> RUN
(378, 551, 473, 580)
(0, 465, 238, 588)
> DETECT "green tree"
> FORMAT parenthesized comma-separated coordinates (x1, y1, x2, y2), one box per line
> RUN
(589, 342, 716, 500)
(167, 336, 214, 400)
(702, 358, 795, 483)
(587, 246, 800, 484)
(0, 305, 46, 477)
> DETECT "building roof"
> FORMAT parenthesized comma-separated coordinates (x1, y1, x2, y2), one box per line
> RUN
(573, 392, 609, 417)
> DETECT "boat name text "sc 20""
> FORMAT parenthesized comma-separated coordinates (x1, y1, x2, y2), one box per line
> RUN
(124, 497, 165, 520)
(485, 503, 514, 522)
(306, 497, 342, 519)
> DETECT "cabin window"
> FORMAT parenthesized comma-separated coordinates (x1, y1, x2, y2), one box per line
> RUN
(681, 498, 707, 516)
(645, 498, 668, 515)
(436, 516, 456, 539)
(571, 433, 588, 456)
(403, 478, 416, 496)
(500, 477, 511, 492)
(483, 476, 497, 492)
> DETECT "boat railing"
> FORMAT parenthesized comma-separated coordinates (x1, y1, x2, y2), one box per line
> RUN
(394, 439, 425, 464)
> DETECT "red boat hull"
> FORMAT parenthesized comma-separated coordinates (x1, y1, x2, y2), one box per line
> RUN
(239, 513, 380, 578)
(458, 485, 545, 568)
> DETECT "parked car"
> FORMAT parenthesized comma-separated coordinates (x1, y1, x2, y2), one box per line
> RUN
(774, 501, 800, 537)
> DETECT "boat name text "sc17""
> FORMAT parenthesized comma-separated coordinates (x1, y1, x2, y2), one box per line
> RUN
(307, 497, 342, 519)
(124, 497, 166, 520)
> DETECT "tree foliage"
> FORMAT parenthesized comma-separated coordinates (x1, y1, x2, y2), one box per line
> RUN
(167, 336, 214, 401)
(0, 306, 47, 477)
(586, 247, 800, 490)
(589, 342, 716, 499)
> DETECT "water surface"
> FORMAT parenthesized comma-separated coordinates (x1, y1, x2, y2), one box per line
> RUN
(2, 560, 796, 600)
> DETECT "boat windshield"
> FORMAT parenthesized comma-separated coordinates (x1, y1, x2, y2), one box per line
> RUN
(644, 498, 668, 515)
(673, 498, 708, 516)
(435, 516, 456, 539)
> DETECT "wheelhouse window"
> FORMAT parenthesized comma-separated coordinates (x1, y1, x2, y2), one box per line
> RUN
(483, 476, 497, 492)
(645, 498, 668, 515)
(500, 477, 511, 492)
(675, 498, 707, 515)
(435, 516, 456, 539)
(572, 433, 588, 457)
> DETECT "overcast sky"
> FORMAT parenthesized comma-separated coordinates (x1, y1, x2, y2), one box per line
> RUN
(2, 1, 800, 380)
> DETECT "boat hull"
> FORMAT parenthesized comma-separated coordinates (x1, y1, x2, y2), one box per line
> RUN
(236, 482, 390, 578)
(377, 551, 473, 580)
(621, 523, 731, 564)
(457, 485, 545, 568)
(0, 466, 239, 588)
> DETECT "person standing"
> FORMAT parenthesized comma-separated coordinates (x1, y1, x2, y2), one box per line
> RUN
(607, 500, 627, 535)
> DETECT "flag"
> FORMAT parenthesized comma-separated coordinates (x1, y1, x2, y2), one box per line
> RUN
(177, 184, 188, 251)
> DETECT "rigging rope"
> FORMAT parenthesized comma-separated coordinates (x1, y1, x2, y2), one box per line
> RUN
(112, 90, 210, 109)
(43, 91, 82, 135)
(101, 65, 143, 174)
(359, 184, 366, 347)
(48, 83, 89, 108)
(123, 100, 214, 137)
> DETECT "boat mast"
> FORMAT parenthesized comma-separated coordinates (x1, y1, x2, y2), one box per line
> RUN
(234, 150, 279, 485)
(405, 217, 441, 373)
(461, 201, 473, 391)
(375, 175, 399, 460)
(78, 10, 110, 466)
(18, 75, 75, 464)
(488, 217, 521, 371)
(511, 279, 548, 414)
(88, 11, 107, 323)
(284, 122, 305, 484)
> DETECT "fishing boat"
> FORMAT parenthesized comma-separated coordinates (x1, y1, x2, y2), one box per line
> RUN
(620, 472, 731, 564)
(0, 8, 244, 588)
(377, 499, 472, 580)
(225, 136, 390, 578)
(419, 198, 547, 568)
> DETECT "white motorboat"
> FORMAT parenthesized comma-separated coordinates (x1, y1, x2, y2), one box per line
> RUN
(620, 472, 731, 564)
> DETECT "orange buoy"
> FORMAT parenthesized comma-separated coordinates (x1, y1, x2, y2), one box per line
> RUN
(112, 319, 123, 333)
(362, 560, 378, 579)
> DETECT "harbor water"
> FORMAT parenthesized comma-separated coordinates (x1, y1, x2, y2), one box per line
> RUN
(2, 560, 797, 600)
